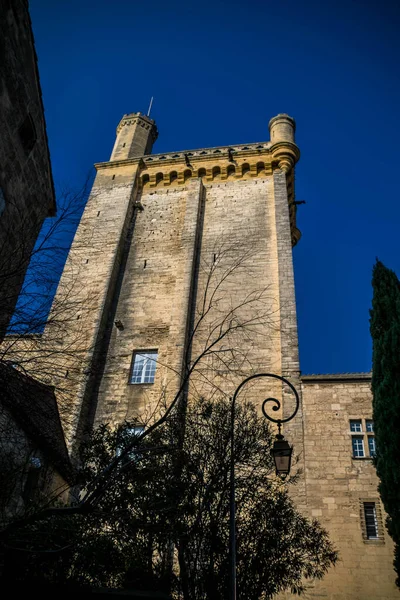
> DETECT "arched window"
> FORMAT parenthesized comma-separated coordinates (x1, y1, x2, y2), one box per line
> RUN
(256, 162, 265, 175)
(242, 163, 250, 176)
(170, 171, 178, 183)
(198, 168, 206, 178)
(142, 174, 150, 186)
(184, 169, 192, 182)
(212, 166, 221, 179)
(155, 172, 163, 185)
(227, 165, 236, 178)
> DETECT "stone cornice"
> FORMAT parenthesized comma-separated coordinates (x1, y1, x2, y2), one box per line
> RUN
(95, 140, 277, 170)
(301, 372, 372, 383)
(94, 139, 301, 247)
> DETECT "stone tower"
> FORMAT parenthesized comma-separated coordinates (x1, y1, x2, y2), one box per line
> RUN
(48, 111, 397, 599)
(53, 111, 301, 451)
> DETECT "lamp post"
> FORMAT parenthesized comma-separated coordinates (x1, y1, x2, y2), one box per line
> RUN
(229, 373, 300, 600)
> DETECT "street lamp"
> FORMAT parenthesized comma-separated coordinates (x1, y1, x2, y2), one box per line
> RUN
(229, 373, 300, 600)
(270, 434, 292, 477)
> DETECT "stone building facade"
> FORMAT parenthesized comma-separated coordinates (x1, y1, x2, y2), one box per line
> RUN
(0, 0, 55, 338)
(47, 111, 397, 598)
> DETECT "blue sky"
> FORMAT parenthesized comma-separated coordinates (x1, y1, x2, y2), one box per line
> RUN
(30, 0, 400, 374)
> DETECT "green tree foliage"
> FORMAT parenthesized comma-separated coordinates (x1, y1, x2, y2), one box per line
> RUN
(370, 259, 400, 586)
(4, 398, 337, 598)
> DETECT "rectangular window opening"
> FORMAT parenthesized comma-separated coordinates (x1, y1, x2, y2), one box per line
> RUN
(19, 114, 37, 156)
(350, 419, 362, 433)
(352, 436, 365, 458)
(130, 350, 158, 384)
(0, 187, 6, 217)
(368, 436, 376, 457)
(364, 502, 379, 539)
(366, 420, 374, 433)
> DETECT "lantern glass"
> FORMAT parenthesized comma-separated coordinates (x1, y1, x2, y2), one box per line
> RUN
(271, 437, 292, 477)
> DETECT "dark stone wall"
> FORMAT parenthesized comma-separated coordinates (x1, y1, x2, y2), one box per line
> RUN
(0, 0, 55, 336)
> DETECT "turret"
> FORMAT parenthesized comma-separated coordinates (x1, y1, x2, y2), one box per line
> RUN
(110, 112, 158, 161)
(268, 113, 299, 172)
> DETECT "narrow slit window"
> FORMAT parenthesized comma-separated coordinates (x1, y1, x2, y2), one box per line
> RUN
(0, 187, 6, 216)
(19, 114, 37, 156)
(364, 503, 378, 539)
(368, 436, 376, 457)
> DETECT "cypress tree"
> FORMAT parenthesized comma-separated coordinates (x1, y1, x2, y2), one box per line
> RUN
(370, 259, 400, 586)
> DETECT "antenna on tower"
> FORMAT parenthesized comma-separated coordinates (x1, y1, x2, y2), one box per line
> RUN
(147, 96, 154, 117)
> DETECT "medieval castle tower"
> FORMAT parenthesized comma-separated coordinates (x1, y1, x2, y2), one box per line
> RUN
(49, 111, 397, 599)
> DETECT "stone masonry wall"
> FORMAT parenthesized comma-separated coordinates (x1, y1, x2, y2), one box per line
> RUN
(0, 0, 55, 336)
(93, 168, 302, 439)
(43, 164, 141, 447)
(297, 377, 397, 599)
(93, 178, 204, 426)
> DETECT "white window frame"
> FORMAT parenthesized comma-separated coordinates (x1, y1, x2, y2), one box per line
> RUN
(352, 436, 365, 458)
(368, 436, 376, 457)
(350, 419, 362, 433)
(129, 350, 158, 384)
(350, 419, 375, 459)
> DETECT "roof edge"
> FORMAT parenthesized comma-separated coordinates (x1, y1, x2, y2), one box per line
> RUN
(301, 372, 372, 383)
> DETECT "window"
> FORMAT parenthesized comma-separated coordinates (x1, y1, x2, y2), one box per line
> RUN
(350, 419, 375, 458)
(350, 419, 362, 433)
(130, 351, 158, 384)
(0, 187, 5, 216)
(366, 420, 374, 433)
(360, 499, 384, 542)
(18, 114, 37, 156)
(368, 436, 376, 457)
(363, 502, 379, 539)
(352, 436, 365, 458)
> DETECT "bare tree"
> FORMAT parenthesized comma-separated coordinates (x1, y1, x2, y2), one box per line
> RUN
(1, 237, 285, 517)
(0, 236, 326, 599)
